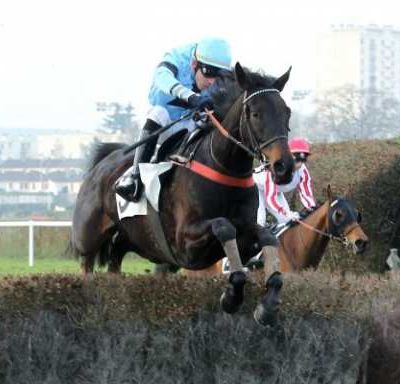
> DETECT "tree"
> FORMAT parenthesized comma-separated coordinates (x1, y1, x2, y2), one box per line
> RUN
(313, 86, 400, 141)
(96, 102, 140, 140)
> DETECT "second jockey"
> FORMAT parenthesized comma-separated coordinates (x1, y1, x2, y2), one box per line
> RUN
(254, 137, 317, 226)
(115, 37, 232, 202)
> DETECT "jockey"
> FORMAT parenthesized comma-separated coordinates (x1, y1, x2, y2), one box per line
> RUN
(116, 37, 232, 201)
(254, 137, 316, 226)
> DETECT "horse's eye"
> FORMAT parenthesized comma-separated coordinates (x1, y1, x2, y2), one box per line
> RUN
(332, 210, 344, 225)
(251, 111, 260, 119)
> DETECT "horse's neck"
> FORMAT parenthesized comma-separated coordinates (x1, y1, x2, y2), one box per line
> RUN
(286, 202, 331, 270)
(306, 202, 330, 233)
(302, 202, 331, 266)
(209, 100, 254, 176)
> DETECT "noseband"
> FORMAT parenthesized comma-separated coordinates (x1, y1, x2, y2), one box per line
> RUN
(296, 200, 361, 246)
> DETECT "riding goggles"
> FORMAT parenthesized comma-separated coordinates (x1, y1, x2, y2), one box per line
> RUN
(198, 62, 221, 78)
(294, 152, 308, 162)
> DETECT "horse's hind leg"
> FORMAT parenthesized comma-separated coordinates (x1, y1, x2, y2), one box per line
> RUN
(107, 232, 131, 273)
(81, 253, 96, 275)
(154, 263, 180, 275)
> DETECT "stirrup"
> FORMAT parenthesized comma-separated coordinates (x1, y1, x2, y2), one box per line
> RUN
(115, 172, 142, 200)
(116, 174, 135, 188)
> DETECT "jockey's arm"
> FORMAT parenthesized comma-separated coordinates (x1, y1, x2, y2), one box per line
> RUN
(297, 165, 316, 210)
(264, 171, 293, 224)
(153, 54, 196, 102)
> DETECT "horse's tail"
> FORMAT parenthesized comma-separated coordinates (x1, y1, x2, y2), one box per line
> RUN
(87, 142, 128, 171)
(64, 232, 113, 268)
(64, 237, 80, 260)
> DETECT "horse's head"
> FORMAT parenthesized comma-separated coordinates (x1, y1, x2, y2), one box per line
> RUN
(327, 192, 369, 254)
(233, 62, 294, 184)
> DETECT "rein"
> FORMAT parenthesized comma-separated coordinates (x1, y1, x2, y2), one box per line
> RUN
(295, 209, 361, 246)
(206, 110, 258, 158)
(296, 220, 345, 243)
(206, 87, 288, 163)
(175, 88, 287, 188)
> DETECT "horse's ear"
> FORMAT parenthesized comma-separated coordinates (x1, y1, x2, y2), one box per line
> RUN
(326, 184, 333, 203)
(235, 62, 248, 90)
(273, 66, 292, 92)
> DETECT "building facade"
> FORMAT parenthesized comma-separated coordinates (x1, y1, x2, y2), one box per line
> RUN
(0, 158, 85, 216)
(0, 129, 127, 160)
(316, 24, 400, 99)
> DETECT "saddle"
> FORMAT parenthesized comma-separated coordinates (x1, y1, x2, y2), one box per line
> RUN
(154, 125, 211, 164)
(269, 220, 298, 238)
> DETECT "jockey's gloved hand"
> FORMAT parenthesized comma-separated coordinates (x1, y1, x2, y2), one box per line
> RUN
(188, 94, 214, 111)
(287, 211, 300, 222)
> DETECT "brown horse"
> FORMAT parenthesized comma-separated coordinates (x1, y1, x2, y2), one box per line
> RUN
(185, 187, 369, 275)
(69, 63, 295, 325)
(276, 188, 369, 272)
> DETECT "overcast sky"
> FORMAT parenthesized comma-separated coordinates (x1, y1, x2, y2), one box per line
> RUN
(0, 0, 398, 131)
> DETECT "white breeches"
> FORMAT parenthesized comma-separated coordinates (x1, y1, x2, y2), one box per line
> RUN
(146, 105, 196, 144)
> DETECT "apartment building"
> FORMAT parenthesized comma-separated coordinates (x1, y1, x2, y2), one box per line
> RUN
(0, 129, 126, 160)
(316, 24, 400, 98)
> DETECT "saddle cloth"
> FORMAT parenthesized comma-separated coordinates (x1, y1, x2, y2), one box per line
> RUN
(116, 162, 173, 220)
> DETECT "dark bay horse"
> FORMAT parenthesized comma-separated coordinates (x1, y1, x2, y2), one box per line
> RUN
(186, 187, 369, 275)
(69, 63, 294, 324)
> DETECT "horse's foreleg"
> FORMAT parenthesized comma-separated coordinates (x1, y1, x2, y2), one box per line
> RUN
(262, 245, 281, 274)
(201, 218, 247, 314)
(255, 229, 283, 326)
(235, 225, 283, 326)
(210, 219, 247, 313)
(254, 271, 283, 327)
(181, 217, 246, 314)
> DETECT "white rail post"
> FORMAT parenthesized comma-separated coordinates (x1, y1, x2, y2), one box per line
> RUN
(28, 220, 34, 267)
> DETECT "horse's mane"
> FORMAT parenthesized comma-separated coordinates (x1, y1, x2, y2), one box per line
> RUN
(87, 142, 127, 172)
(85, 68, 279, 172)
(211, 68, 278, 120)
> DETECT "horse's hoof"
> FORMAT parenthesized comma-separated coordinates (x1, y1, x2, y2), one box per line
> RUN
(220, 286, 243, 314)
(265, 271, 283, 290)
(254, 271, 283, 326)
(220, 271, 247, 314)
(253, 302, 280, 327)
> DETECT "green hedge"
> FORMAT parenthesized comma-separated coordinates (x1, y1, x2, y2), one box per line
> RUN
(0, 271, 399, 383)
(307, 139, 400, 272)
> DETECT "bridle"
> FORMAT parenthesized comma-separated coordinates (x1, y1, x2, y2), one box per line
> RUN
(296, 200, 361, 246)
(207, 88, 289, 164)
(241, 89, 288, 159)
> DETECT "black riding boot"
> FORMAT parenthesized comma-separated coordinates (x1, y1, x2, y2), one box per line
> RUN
(115, 119, 161, 201)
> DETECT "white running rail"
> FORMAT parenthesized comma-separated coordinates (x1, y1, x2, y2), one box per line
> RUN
(0, 221, 72, 267)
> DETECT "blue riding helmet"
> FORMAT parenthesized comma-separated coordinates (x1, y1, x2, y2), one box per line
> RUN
(194, 37, 232, 72)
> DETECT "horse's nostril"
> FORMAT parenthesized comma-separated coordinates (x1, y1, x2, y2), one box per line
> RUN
(355, 239, 367, 251)
(273, 160, 286, 176)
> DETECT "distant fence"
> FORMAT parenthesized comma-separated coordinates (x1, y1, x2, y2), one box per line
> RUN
(0, 221, 72, 267)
